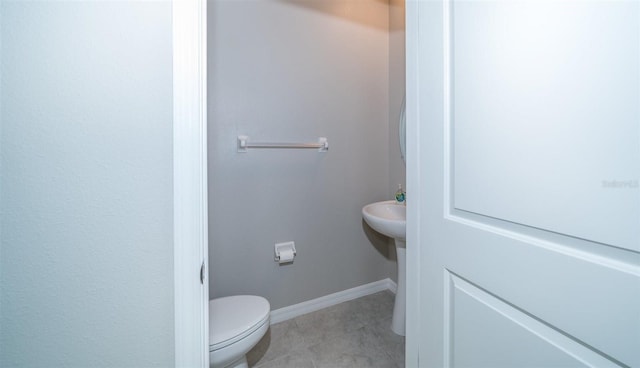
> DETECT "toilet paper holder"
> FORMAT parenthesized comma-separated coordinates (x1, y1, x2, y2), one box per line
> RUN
(274, 241, 297, 263)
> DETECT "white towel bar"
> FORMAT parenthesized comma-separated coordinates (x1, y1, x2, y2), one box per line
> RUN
(237, 135, 329, 153)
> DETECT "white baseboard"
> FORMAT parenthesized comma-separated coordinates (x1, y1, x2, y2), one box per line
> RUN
(270, 278, 397, 325)
(386, 278, 398, 294)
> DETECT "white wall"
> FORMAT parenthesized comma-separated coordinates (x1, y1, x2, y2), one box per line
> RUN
(0, 2, 174, 366)
(208, 0, 396, 309)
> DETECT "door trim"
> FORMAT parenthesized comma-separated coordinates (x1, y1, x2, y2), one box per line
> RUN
(405, 0, 424, 366)
(173, 0, 209, 367)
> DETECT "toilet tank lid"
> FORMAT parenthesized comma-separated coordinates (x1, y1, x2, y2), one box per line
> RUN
(209, 295, 270, 346)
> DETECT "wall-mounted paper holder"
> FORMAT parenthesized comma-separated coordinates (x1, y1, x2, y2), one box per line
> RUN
(274, 241, 297, 264)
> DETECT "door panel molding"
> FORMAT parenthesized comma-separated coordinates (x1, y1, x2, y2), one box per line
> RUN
(443, 0, 640, 259)
(443, 0, 640, 252)
(447, 208, 640, 274)
(442, 222, 640, 366)
(445, 271, 624, 367)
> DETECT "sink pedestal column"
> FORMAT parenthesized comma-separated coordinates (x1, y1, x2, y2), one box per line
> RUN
(391, 239, 406, 336)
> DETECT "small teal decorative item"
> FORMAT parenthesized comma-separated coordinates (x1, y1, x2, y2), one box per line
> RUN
(395, 184, 406, 203)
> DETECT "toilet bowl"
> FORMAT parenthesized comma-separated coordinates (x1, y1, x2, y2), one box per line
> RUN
(209, 295, 270, 368)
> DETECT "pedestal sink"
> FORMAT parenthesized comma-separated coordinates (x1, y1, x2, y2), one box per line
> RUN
(362, 200, 406, 336)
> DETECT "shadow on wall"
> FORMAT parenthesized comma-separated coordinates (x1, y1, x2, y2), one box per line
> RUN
(362, 219, 396, 261)
(277, 0, 391, 30)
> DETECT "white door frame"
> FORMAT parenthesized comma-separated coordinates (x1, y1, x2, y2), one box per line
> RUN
(405, 0, 424, 366)
(173, 0, 209, 367)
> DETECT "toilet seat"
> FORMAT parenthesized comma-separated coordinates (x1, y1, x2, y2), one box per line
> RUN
(209, 295, 270, 352)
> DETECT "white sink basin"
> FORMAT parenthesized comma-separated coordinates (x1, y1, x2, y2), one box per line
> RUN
(362, 200, 406, 240)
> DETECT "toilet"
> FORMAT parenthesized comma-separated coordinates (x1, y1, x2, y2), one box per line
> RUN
(209, 295, 270, 368)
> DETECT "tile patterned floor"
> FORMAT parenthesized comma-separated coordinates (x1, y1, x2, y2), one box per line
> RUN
(247, 291, 405, 368)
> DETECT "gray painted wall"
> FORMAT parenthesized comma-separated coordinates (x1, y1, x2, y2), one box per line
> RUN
(389, 0, 406, 196)
(208, 0, 396, 309)
(0, 2, 174, 366)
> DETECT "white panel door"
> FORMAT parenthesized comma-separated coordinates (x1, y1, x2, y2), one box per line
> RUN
(406, 1, 640, 367)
